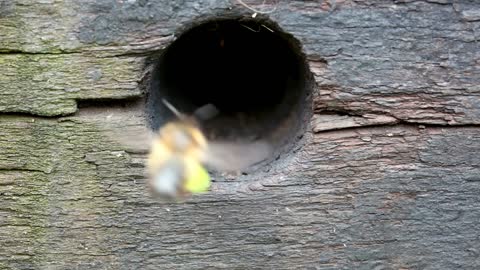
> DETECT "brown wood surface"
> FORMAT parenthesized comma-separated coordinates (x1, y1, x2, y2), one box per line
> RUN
(1, 0, 479, 269)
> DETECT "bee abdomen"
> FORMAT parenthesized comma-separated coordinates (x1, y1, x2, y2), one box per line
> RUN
(150, 157, 185, 197)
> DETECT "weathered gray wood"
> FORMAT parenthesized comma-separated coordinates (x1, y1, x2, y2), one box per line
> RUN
(1, 109, 479, 269)
(1, 0, 480, 269)
(0, 54, 144, 116)
(0, 0, 479, 124)
(312, 114, 399, 132)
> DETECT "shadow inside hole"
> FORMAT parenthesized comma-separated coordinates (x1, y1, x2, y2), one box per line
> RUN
(146, 18, 313, 169)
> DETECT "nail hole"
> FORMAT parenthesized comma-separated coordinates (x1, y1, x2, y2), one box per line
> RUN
(146, 18, 313, 171)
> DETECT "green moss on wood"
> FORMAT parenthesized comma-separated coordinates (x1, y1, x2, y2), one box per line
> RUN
(0, 54, 144, 116)
(0, 115, 133, 267)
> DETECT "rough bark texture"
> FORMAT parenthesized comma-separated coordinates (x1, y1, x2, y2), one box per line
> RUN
(1, 0, 479, 269)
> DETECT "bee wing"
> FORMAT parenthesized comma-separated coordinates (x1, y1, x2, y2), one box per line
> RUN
(203, 140, 273, 172)
(163, 99, 219, 122)
(193, 103, 219, 121)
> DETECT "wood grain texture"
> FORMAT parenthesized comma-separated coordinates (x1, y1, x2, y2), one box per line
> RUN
(0, 54, 144, 116)
(1, 109, 479, 269)
(0, 0, 479, 123)
(1, 0, 480, 269)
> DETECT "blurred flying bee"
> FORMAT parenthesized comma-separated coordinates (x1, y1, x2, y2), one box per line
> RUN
(146, 100, 211, 199)
(140, 99, 272, 199)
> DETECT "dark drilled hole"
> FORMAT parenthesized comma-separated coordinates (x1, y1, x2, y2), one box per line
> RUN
(146, 18, 313, 171)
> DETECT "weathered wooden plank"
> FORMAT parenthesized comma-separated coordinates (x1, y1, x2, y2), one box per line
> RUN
(1, 1, 480, 269)
(0, 54, 144, 116)
(0, 0, 226, 53)
(312, 114, 399, 132)
(297, 1, 480, 125)
(0, 109, 478, 269)
(1, 0, 479, 123)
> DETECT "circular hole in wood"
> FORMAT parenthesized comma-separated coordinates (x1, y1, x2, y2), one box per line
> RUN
(146, 18, 313, 171)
